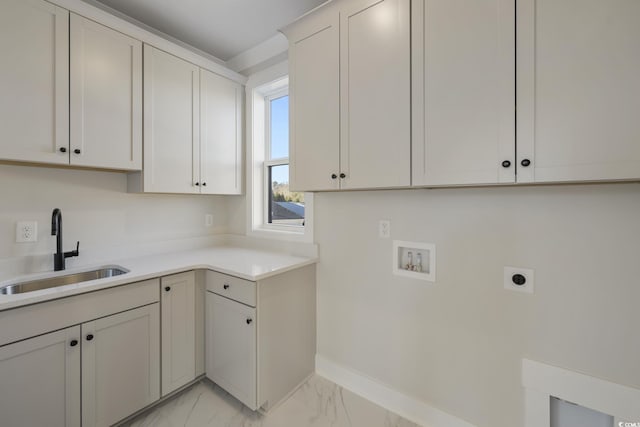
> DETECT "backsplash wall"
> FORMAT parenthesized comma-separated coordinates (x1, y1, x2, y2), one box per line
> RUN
(0, 164, 229, 265)
(314, 183, 640, 427)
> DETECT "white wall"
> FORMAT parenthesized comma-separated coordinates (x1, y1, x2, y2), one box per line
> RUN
(227, 193, 247, 235)
(314, 183, 640, 427)
(0, 164, 229, 264)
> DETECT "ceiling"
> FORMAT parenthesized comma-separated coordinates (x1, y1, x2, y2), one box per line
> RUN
(87, 0, 327, 62)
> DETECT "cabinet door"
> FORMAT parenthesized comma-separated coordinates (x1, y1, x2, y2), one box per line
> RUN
(412, 0, 515, 186)
(0, 0, 69, 165)
(517, 0, 640, 183)
(288, 8, 341, 191)
(206, 292, 257, 410)
(82, 304, 160, 427)
(161, 272, 196, 396)
(143, 45, 200, 193)
(200, 69, 243, 194)
(340, 0, 411, 189)
(0, 326, 80, 427)
(70, 14, 142, 170)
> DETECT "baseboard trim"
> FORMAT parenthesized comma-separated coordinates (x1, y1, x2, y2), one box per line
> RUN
(315, 355, 476, 427)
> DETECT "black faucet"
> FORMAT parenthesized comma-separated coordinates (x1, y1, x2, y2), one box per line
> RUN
(51, 208, 79, 271)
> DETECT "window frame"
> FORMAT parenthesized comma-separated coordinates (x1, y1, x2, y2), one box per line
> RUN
(245, 64, 313, 243)
(262, 89, 303, 230)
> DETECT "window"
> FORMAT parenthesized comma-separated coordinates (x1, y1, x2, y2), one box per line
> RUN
(246, 66, 313, 242)
(264, 92, 305, 227)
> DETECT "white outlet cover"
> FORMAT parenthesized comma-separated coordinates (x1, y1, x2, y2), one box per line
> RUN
(16, 221, 37, 243)
(504, 266, 534, 294)
(205, 214, 214, 227)
(379, 220, 391, 238)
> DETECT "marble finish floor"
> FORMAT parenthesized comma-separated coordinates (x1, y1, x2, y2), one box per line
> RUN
(121, 375, 420, 427)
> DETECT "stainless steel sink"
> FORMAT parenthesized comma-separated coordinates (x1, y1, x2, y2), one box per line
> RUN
(0, 266, 129, 295)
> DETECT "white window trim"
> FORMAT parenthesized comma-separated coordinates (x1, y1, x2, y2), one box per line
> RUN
(245, 61, 314, 243)
(522, 358, 639, 426)
(263, 87, 301, 231)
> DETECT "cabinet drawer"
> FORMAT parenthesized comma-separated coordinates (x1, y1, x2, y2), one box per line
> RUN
(206, 271, 256, 307)
(0, 279, 159, 347)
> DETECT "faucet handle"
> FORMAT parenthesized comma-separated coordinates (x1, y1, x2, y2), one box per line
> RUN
(65, 241, 80, 258)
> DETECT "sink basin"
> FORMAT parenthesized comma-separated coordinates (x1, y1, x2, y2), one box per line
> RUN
(0, 265, 129, 295)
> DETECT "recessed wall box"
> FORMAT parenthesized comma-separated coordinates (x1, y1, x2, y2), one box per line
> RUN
(392, 240, 436, 282)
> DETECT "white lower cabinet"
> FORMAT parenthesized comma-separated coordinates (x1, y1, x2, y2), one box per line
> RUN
(0, 279, 160, 427)
(0, 264, 315, 424)
(161, 271, 197, 396)
(206, 292, 257, 409)
(0, 303, 160, 427)
(205, 266, 316, 412)
(82, 303, 160, 427)
(0, 326, 81, 427)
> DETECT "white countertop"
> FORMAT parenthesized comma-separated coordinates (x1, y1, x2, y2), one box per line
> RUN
(0, 245, 317, 312)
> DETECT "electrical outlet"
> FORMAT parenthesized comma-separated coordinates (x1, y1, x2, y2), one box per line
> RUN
(379, 220, 390, 238)
(16, 221, 37, 243)
(205, 214, 214, 227)
(504, 266, 535, 294)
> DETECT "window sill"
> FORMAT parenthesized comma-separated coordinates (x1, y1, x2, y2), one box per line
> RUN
(248, 226, 312, 243)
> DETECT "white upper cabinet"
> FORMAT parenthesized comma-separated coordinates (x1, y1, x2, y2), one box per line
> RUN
(70, 14, 142, 170)
(288, 0, 640, 189)
(0, 0, 69, 165)
(284, 0, 410, 191)
(340, 0, 411, 189)
(0, 2, 143, 171)
(2, 0, 242, 177)
(142, 44, 200, 194)
(411, 0, 515, 186)
(200, 69, 243, 195)
(517, 0, 640, 183)
(287, 8, 341, 191)
(134, 44, 244, 194)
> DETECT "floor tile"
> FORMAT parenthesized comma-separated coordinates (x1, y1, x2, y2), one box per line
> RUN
(121, 375, 420, 427)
